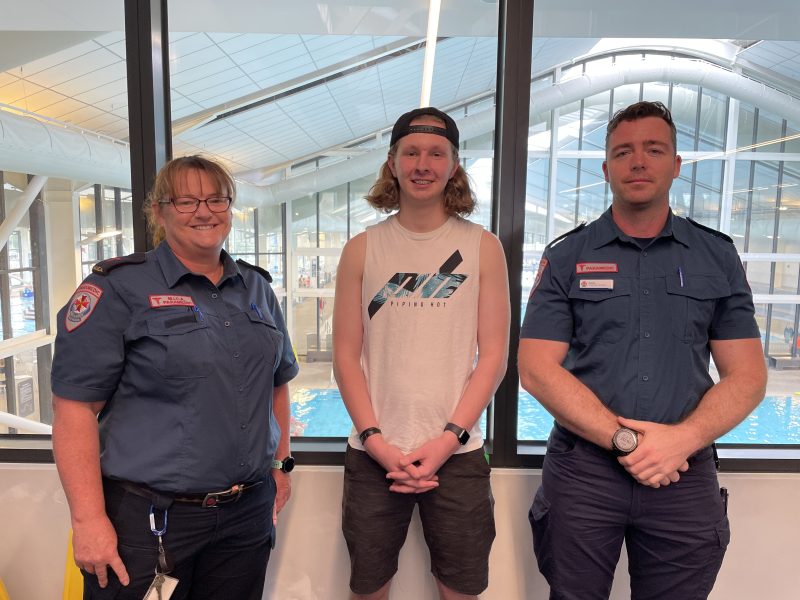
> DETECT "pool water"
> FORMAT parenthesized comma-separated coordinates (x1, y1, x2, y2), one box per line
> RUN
(291, 389, 800, 444)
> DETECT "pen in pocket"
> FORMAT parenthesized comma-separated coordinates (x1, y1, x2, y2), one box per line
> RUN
(193, 305, 204, 322)
(250, 302, 265, 319)
(677, 267, 684, 288)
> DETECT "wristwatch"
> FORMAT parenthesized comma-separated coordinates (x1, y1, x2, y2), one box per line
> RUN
(611, 427, 638, 456)
(271, 455, 296, 473)
(444, 422, 470, 446)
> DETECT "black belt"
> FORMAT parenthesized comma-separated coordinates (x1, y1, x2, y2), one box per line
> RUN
(106, 477, 264, 509)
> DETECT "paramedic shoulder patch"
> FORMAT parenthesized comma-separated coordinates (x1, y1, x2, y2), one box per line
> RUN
(65, 283, 103, 332)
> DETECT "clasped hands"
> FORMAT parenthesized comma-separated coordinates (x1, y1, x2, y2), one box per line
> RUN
(615, 416, 700, 489)
(364, 433, 460, 494)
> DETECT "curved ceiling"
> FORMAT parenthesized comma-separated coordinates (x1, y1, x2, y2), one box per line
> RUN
(2, 3, 800, 203)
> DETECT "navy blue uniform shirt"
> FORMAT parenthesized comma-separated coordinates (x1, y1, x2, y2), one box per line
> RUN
(52, 242, 299, 492)
(521, 208, 759, 424)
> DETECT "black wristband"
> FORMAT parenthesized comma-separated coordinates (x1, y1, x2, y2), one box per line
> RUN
(359, 427, 382, 445)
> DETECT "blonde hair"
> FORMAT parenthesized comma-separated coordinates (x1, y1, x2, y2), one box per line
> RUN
(365, 141, 476, 217)
(144, 155, 235, 246)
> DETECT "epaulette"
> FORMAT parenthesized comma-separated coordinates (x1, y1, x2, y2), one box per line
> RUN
(92, 252, 146, 275)
(687, 218, 733, 243)
(546, 222, 586, 250)
(236, 258, 273, 283)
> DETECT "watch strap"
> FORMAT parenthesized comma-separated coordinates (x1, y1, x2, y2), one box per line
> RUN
(444, 422, 469, 445)
(358, 427, 382, 445)
(271, 456, 295, 473)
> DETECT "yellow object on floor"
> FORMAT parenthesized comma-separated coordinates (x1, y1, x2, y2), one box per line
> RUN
(0, 577, 10, 600)
(63, 530, 83, 600)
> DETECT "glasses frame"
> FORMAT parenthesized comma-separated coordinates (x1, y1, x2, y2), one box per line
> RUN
(161, 196, 233, 213)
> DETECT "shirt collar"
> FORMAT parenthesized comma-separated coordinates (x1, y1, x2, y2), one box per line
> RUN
(155, 241, 243, 288)
(592, 208, 690, 249)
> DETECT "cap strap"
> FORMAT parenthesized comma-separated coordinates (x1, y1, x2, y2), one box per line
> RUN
(404, 124, 450, 139)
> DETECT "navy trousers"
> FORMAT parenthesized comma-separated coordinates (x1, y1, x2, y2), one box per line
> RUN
(82, 476, 275, 599)
(530, 425, 729, 600)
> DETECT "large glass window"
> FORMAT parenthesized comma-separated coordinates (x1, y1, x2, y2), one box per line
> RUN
(0, 10, 130, 439)
(1, 2, 797, 462)
(168, 2, 500, 440)
(519, 41, 800, 447)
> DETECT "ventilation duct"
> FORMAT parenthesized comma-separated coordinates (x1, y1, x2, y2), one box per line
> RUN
(2, 58, 800, 206)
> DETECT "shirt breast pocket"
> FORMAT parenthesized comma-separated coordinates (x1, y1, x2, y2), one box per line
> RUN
(665, 274, 730, 342)
(568, 278, 631, 344)
(246, 310, 284, 370)
(146, 314, 212, 379)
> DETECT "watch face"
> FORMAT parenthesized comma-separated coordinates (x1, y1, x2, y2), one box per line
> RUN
(281, 456, 296, 473)
(613, 428, 638, 454)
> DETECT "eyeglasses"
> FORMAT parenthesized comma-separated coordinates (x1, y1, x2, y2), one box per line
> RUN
(161, 196, 232, 213)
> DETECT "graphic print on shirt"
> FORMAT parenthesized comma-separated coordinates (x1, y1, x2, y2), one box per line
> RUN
(367, 250, 467, 319)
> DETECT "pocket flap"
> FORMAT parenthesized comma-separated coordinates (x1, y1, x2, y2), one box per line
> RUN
(666, 274, 730, 300)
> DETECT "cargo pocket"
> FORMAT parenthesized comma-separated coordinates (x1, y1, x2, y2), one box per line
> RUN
(146, 313, 212, 378)
(245, 309, 284, 369)
(665, 273, 730, 342)
(529, 487, 553, 581)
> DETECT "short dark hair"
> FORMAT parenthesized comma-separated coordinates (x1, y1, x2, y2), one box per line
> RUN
(606, 101, 677, 152)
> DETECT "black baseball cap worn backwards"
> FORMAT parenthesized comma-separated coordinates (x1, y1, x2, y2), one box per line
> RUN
(390, 107, 459, 148)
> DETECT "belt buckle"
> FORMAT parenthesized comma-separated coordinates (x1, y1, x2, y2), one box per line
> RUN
(201, 484, 243, 508)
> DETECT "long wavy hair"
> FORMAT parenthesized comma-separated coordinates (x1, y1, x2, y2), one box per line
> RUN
(143, 155, 235, 246)
(365, 135, 477, 217)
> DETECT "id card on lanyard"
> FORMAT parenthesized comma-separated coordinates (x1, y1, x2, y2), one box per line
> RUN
(144, 504, 179, 600)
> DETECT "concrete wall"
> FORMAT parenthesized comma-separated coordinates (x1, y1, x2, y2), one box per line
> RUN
(0, 464, 798, 599)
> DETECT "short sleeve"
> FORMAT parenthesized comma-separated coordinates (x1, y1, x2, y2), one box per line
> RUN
(709, 248, 761, 340)
(520, 248, 574, 342)
(263, 285, 299, 386)
(51, 275, 130, 402)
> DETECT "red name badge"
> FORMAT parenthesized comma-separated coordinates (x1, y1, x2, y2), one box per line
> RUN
(149, 295, 195, 308)
(576, 262, 618, 274)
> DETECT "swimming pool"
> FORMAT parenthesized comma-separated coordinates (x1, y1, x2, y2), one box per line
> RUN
(290, 389, 800, 444)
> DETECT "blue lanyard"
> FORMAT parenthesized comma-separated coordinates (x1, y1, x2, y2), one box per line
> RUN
(149, 504, 168, 536)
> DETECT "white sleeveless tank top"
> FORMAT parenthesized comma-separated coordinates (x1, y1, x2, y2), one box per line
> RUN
(347, 215, 484, 454)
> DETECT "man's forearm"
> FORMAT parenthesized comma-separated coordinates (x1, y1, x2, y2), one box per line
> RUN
(681, 371, 766, 450)
(448, 350, 507, 433)
(676, 338, 767, 451)
(519, 339, 618, 449)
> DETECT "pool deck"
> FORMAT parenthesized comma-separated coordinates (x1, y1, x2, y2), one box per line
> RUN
(294, 359, 800, 398)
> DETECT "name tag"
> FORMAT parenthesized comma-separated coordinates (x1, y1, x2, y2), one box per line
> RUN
(576, 262, 618, 274)
(579, 279, 614, 290)
(149, 295, 195, 308)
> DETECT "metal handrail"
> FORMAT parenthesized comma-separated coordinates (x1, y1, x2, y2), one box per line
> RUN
(0, 411, 51, 434)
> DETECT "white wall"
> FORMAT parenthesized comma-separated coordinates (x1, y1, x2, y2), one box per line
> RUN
(0, 464, 798, 599)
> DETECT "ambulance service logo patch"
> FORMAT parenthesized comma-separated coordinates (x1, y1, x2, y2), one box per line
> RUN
(65, 283, 103, 332)
(530, 258, 548, 298)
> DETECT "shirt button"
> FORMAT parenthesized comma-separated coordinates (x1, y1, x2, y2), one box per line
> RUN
(240, 424, 246, 429)
(643, 289, 650, 295)
(239, 462, 245, 467)
(642, 251, 648, 257)
(211, 293, 218, 299)
(642, 375, 649, 381)
(643, 332, 651, 338)
(238, 385, 244, 392)
(224, 321, 231, 327)
(233, 352, 240, 358)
